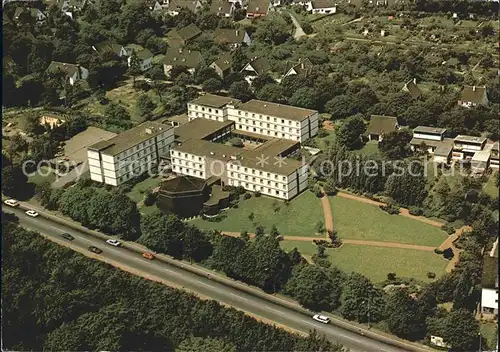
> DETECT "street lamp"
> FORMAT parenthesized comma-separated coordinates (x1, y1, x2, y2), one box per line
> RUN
(362, 299, 371, 328)
(478, 332, 482, 352)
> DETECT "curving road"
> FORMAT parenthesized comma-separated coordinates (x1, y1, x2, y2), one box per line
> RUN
(3, 205, 431, 352)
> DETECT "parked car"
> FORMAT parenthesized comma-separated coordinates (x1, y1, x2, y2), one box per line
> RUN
(142, 252, 154, 260)
(105, 239, 121, 247)
(25, 210, 39, 217)
(61, 233, 74, 241)
(88, 246, 103, 254)
(312, 314, 330, 324)
(3, 199, 19, 207)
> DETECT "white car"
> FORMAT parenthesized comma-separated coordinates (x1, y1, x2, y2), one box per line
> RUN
(105, 239, 121, 247)
(4, 199, 19, 207)
(25, 210, 39, 218)
(312, 314, 330, 324)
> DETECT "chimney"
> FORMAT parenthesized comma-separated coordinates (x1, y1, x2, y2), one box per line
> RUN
(301, 63, 304, 69)
(188, 49, 191, 53)
(473, 86, 476, 91)
(178, 48, 183, 53)
(413, 78, 416, 84)
(256, 6, 260, 11)
(210, 152, 215, 155)
(218, 6, 222, 10)
(236, 30, 239, 36)
(145, 127, 153, 134)
(173, 57, 177, 61)
(182, 58, 186, 62)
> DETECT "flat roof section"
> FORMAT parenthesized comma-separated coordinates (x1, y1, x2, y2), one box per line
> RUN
(173, 138, 242, 161)
(414, 126, 447, 135)
(189, 94, 241, 108)
(174, 118, 234, 143)
(471, 150, 491, 162)
(236, 99, 318, 122)
(454, 135, 487, 144)
(88, 121, 172, 156)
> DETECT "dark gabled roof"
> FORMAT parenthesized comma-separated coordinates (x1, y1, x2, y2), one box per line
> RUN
(210, 0, 233, 14)
(460, 86, 487, 104)
(211, 51, 233, 72)
(163, 49, 204, 68)
(135, 49, 154, 60)
(402, 79, 423, 99)
(242, 56, 271, 75)
(284, 58, 314, 76)
(214, 28, 248, 44)
(365, 115, 398, 135)
(167, 0, 199, 12)
(159, 175, 207, 194)
(310, 0, 336, 8)
(92, 41, 125, 57)
(247, 0, 269, 13)
(177, 23, 202, 41)
(46, 61, 81, 77)
(482, 252, 498, 289)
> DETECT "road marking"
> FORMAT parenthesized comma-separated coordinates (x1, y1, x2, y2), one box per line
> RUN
(195, 280, 215, 288)
(265, 306, 286, 316)
(229, 292, 248, 301)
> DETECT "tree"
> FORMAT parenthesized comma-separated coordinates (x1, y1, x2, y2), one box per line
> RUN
(325, 95, 357, 120)
(25, 112, 45, 136)
(182, 226, 213, 262)
(428, 309, 480, 352)
(128, 51, 142, 86)
(139, 212, 185, 258)
(231, 47, 247, 72)
(196, 12, 220, 30)
(385, 289, 426, 340)
(336, 115, 365, 149)
(177, 337, 236, 352)
(136, 94, 156, 121)
(378, 130, 412, 159)
(288, 88, 319, 110)
(323, 178, 337, 196)
(256, 84, 283, 103)
(202, 78, 223, 93)
(2, 165, 29, 198)
(385, 161, 427, 206)
(315, 221, 325, 234)
(229, 81, 254, 102)
(105, 103, 131, 121)
(6, 134, 29, 157)
(285, 265, 342, 311)
(340, 272, 385, 323)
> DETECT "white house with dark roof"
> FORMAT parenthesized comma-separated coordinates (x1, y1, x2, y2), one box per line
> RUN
(128, 49, 154, 71)
(282, 58, 314, 80)
(480, 237, 498, 320)
(163, 49, 205, 76)
(246, 0, 269, 18)
(458, 85, 488, 108)
(240, 57, 271, 86)
(490, 142, 499, 170)
(92, 41, 129, 58)
(364, 115, 398, 142)
(165, 0, 202, 15)
(210, 52, 233, 79)
(210, 0, 235, 17)
(46, 61, 89, 86)
(214, 28, 251, 49)
(308, 0, 336, 13)
(451, 135, 487, 161)
(402, 78, 423, 99)
(410, 126, 448, 154)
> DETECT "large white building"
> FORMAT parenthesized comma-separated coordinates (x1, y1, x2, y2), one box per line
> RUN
(480, 238, 498, 321)
(186, 94, 319, 143)
(87, 122, 174, 186)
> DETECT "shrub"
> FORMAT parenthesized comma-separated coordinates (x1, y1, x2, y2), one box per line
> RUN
(255, 191, 261, 197)
(441, 223, 455, 235)
(434, 248, 443, 255)
(427, 272, 436, 279)
(387, 272, 397, 281)
(243, 193, 252, 200)
(143, 191, 157, 206)
(379, 204, 400, 215)
(408, 206, 424, 216)
(229, 137, 244, 147)
(442, 248, 454, 260)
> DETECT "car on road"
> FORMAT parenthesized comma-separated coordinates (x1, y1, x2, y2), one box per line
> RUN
(25, 210, 39, 217)
(105, 239, 121, 247)
(312, 314, 330, 324)
(61, 233, 74, 241)
(88, 246, 103, 254)
(142, 252, 154, 260)
(3, 199, 19, 207)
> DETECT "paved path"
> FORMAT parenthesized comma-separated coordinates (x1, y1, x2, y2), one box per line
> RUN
(320, 188, 333, 233)
(439, 226, 471, 272)
(289, 12, 306, 40)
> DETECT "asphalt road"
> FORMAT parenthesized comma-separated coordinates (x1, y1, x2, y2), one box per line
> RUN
(4, 205, 414, 352)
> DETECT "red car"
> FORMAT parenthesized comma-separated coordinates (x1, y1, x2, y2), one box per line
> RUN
(142, 252, 154, 260)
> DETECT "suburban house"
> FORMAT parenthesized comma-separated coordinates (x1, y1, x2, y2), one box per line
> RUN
(214, 28, 251, 49)
(282, 58, 314, 80)
(402, 78, 423, 99)
(246, 0, 269, 18)
(163, 49, 205, 76)
(308, 0, 336, 13)
(87, 121, 174, 186)
(46, 61, 89, 86)
(210, 0, 235, 17)
(210, 52, 233, 79)
(128, 49, 154, 71)
(364, 115, 399, 142)
(92, 41, 129, 59)
(409, 126, 454, 163)
(241, 56, 271, 86)
(13, 7, 47, 25)
(166, 23, 202, 48)
(471, 150, 491, 175)
(187, 93, 319, 142)
(165, 0, 202, 15)
(451, 135, 487, 161)
(60, 0, 92, 18)
(458, 85, 488, 107)
(480, 238, 498, 321)
(489, 142, 499, 170)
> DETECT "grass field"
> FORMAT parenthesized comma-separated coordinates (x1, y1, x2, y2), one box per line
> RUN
(189, 191, 324, 237)
(280, 240, 447, 283)
(481, 321, 498, 350)
(28, 166, 56, 186)
(330, 196, 448, 247)
(126, 177, 162, 203)
(483, 172, 499, 198)
(356, 140, 381, 158)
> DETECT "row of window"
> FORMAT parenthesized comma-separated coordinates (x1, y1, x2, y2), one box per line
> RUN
(173, 165, 204, 177)
(191, 104, 220, 115)
(236, 119, 300, 134)
(229, 180, 286, 198)
(236, 125, 300, 141)
(235, 110, 300, 127)
(228, 164, 287, 181)
(229, 173, 287, 189)
(172, 158, 203, 169)
(171, 151, 203, 161)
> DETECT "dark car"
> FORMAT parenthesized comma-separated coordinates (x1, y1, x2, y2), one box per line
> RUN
(61, 233, 74, 241)
(88, 246, 103, 254)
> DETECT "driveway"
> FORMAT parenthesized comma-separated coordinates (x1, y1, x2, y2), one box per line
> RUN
(289, 13, 306, 40)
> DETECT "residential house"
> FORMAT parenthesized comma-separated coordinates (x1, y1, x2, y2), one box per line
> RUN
(166, 23, 202, 48)
(92, 41, 129, 59)
(471, 150, 491, 176)
(214, 28, 251, 49)
(364, 115, 399, 142)
(240, 56, 271, 86)
(165, 0, 202, 15)
(60, 0, 92, 18)
(308, 0, 336, 13)
(480, 238, 498, 321)
(210, 0, 234, 17)
(46, 61, 89, 86)
(13, 7, 47, 25)
(246, 0, 269, 18)
(410, 126, 447, 153)
(402, 78, 423, 99)
(163, 49, 205, 76)
(451, 135, 487, 161)
(458, 85, 488, 108)
(282, 58, 314, 80)
(489, 142, 499, 170)
(87, 122, 174, 186)
(128, 49, 154, 72)
(210, 52, 233, 79)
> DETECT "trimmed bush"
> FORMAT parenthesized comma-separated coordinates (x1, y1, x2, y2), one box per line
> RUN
(255, 191, 261, 197)
(441, 223, 455, 235)
(243, 193, 252, 200)
(379, 204, 400, 215)
(408, 206, 424, 216)
(427, 272, 436, 279)
(434, 248, 443, 255)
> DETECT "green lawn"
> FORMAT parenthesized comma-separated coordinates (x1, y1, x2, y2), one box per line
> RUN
(330, 196, 448, 246)
(315, 129, 336, 151)
(189, 191, 324, 237)
(356, 140, 381, 158)
(126, 177, 162, 203)
(280, 240, 447, 283)
(28, 166, 56, 186)
(481, 321, 498, 350)
(483, 172, 499, 198)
